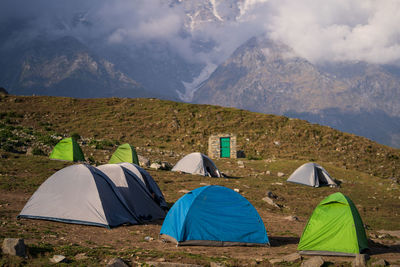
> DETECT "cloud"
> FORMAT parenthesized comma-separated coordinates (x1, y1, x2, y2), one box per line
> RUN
(1, 0, 399, 66)
(265, 0, 400, 64)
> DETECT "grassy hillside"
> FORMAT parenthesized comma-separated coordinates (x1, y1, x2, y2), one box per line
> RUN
(0, 94, 399, 266)
(1, 94, 399, 179)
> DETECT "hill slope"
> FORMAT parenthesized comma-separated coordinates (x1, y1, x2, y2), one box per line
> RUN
(0, 94, 399, 180)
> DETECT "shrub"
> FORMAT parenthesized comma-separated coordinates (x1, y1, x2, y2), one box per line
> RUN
(71, 132, 81, 141)
(32, 148, 46, 156)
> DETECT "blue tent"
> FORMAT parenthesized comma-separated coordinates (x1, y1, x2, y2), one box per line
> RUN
(160, 185, 269, 246)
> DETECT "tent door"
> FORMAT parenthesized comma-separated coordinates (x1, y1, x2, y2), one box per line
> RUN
(220, 137, 230, 158)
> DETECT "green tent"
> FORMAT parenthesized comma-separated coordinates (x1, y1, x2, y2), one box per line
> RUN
(109, 143, 139, 164)
(298, 192, 368, 256)
(49, 137, 85, 162)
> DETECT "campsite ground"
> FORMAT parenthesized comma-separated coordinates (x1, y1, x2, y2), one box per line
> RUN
(0, 96, 399, 266)
(0, 152, 399, 266)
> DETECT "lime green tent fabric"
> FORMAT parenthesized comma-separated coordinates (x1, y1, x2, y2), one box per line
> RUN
(298, 192, 368, 256)
(49, 137, 85, 162)
(109, 144, 139, 164)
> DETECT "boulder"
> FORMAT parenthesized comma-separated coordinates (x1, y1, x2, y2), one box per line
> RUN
(301, 256, 324, 267)
(2, 238, 26, 257)
(107, 258, 129, 267)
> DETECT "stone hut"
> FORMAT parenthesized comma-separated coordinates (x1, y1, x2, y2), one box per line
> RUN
(208, 134, 237, 159)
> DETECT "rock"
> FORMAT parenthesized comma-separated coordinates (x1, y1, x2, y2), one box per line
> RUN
(237, 161, 244, 168)
(301, 256, 324, 267)
(74, 253, 88, 260)
(107, 258, 128, 267)
(150, 162, 162, 170)
(284, 215, 299, 221)
(274, 141, 280, 146)
(262, 196, 280, 208)
(144, 236, 154, 241)
(266, 170, 271, 175)
(49, 255, 66, 263)
(210, 262, 226, 267)
(277, 172, 285, 177)
(26, 147, 33, 156)
(272, 182, 283, 185)
(352, 254, 369, 267)
(145, 262, 203, 267)
(161, 161, 173, 170)
(2, 238, 26, 257)
(269, 258, 284, 264)
(282, 252, 301, 263)
(199, 183, 210, 186)
(266, 191, 277, 199)
(377, 230, 400, 239)
(179, 189, 190, 194)
(234, 188, 240, 193)
(138, 155, 150, 167)
(156, 258, 166, 262)
(371, 259, 388, 266)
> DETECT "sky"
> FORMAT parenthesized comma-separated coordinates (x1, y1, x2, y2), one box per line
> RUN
(1, 0, 400, 66)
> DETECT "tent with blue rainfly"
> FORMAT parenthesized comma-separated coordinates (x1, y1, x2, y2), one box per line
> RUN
(109, 143, 139, 164)
(18, 164, 139, 228)
(160, 185, 269, 246)
(49, 137, 85, 162)
(298, 192, 368, 256)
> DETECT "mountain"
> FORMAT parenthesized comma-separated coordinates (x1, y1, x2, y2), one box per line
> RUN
(0, 34, 153, 98)
(192, 36, 400, 147)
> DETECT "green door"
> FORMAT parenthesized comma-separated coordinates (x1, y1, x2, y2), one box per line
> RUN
(220, 137, 231, 158)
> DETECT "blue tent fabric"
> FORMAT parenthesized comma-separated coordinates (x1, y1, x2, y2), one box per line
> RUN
(160, 185, 269, 246)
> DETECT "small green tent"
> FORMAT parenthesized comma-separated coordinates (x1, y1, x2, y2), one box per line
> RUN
(49, 137, 85, 162)
(109, 143, 139, 164)
(298, 192, 368, 256)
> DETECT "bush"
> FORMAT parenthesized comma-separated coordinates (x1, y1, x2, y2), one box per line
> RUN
(71, 132, 81, 141)
(32, 147, 46, 156)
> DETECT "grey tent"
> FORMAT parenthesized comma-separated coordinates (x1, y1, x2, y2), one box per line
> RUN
(172, 152, 222, 177)
(287, 162, 337, 187)
(97, 164, 166, 221)
(18, 164, 139, 228)
(116, 162, 168, 210)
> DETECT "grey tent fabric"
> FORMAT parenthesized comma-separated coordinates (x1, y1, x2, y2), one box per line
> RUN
(97, 164, 166, 221)
(116, 163, 168, 210)
(287, 162, 337, 187)
(172, 152, 222, 177)
(18, 164, 139, 228)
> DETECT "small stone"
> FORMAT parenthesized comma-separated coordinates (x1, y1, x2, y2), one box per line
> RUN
(274, 141, 280, 146)
(301, 256, 324, 267)
(179, 189, 190, 194)
(2, 238, 26, 257)
(234, 188, 240, 193)
(266, 171, 271, 175)
(211, 262, 226, 267)
(262, 196, 280, 208)
(150, 162, 162, 170)
(161, 161, 173, 170)
(237, 161, 244, 168)
(277, 172, 285, 177)
(272, 182, 283, 185)
(138, 155, 150, 167)
(371, 259, 388, 266)
(26, 147, 33, 156)
(199, 183, 210, 186)
(49, 255, 66, 263)
(107, 258, 129, 267)
(144, 236, 154, 241)
(266, 191, 277, 199)
(352, 254, 369, 267)
(156, 258, 166, 262)
(282, 252, 301, 263)
(284, 215, 299, 221)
